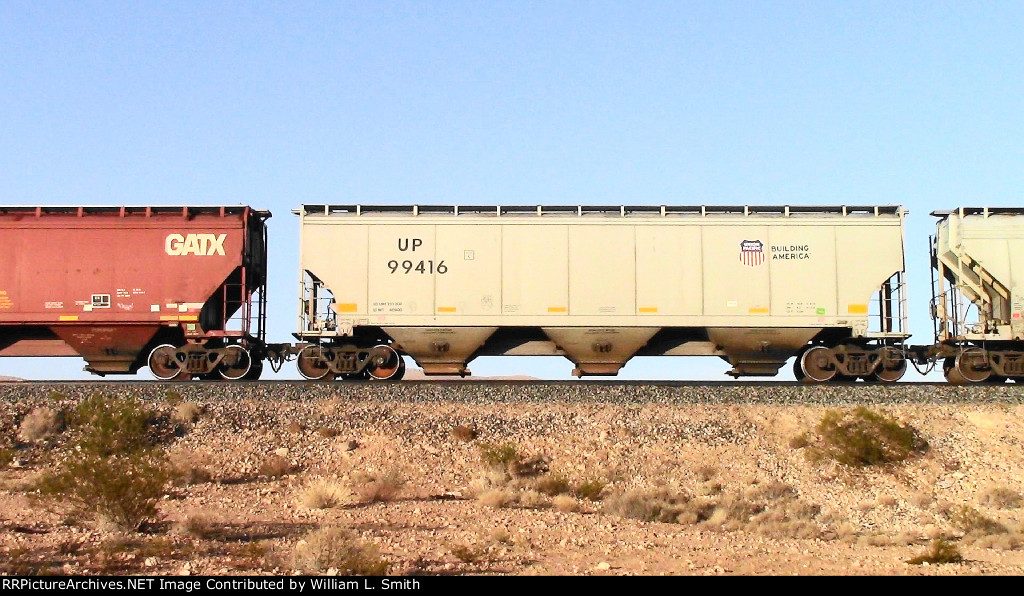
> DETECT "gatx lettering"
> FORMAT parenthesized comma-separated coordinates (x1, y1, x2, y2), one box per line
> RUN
(165, 234, 227, 256)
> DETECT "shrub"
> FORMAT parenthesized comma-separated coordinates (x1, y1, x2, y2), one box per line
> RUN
(71, 393, 154, 457)
(19, 407, 64, 442)
(907, 539, 963, 565)
(788, 432, 811, 449)
(35, 453, 171, 532)
(573, 479, 606, 501)
(534, 475, 571, 496)
(351, 468, 405, 503)
(479, 442, 521, 470)
(806, 407, 928, 466)
(478, 442, 548, 479)
(517, 489, 546, 508)
(301, 479, 351, 509)
(293, 527, 390, 575)
(452, 544, 482, 564)
(33, 394, 170, 532)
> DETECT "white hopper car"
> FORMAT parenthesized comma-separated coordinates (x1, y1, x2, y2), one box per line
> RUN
(292, 204, 910, 383)
(927, 207, 1024, 383)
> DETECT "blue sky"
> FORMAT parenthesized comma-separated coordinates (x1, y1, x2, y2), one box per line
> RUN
(2, 1, 1022, 380)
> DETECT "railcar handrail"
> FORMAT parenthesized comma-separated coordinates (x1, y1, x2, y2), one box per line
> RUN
(296, 204, 905, 217)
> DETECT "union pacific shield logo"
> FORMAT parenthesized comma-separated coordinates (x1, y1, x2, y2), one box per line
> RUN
(739, 240, 765, 267)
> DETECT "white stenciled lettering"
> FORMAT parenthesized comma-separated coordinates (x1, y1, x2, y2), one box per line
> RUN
(164, 233, 227, 256)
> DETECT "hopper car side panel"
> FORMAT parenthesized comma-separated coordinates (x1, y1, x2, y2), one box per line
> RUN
(295, 205, 908, 381)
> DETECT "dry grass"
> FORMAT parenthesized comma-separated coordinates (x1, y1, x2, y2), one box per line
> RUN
(452, 425, 478, 442)
(603, 480, 824, 539)
(169, 451, 214, 486)
(171, 402, 203, 425)
(911, 492, 935, 508)
(350, 468, 405, 503)
(980, 487, 1023, 510)
(517, 489, 546, 508)
(907, 539, 963, 565)
(301, 479, 351, 509)
(695, 465, 718, 482)
(603, 488, 692, 523)
(259, 455, 293, 478)
(478, 489, 513, 509)
(316, 426, 340, 438)
(172, 513, 217, 539)
(946, 505, 1009, 536)
(697, 481, 724, 497)
(553, 495, 579, 512)
(876, 494, 898, 507)
(293, 527, 390, 575)
(19, 407, 64, 442)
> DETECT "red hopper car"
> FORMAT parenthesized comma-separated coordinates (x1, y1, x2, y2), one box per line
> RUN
(0, 206, 270, 379)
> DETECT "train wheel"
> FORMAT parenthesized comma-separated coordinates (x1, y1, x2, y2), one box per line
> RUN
(244, 360, 264, 381)
(367, 345, 404, 380)
(149, 344, 189, 381)
(955, 348, 991, 383)
(870, 347, 907, 383)
(297, 345, 332, 380)
(799, 346, 836, 383)
(219, 345, 252, 381)
(943, 357, 966, 384)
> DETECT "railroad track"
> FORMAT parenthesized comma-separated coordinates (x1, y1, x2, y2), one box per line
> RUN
(1, 380, 1023, 406)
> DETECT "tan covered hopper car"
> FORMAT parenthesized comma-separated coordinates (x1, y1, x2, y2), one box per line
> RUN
(925, 207, 1024, 383)
(293, 204, 910, 383)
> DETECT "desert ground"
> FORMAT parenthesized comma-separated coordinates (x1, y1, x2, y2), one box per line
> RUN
(1, 381, 1023, 576)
